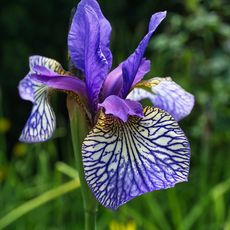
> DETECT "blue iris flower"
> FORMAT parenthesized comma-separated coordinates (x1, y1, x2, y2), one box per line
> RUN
(18, 0, 194, 210)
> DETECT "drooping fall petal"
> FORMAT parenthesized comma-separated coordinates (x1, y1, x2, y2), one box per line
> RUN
(127, 77, 195, 121)
(18, 75, 34, 102)
(18, 55, 68, 103)
(19, 81, 56, 143)
(82, 107, 191, 209)
(18, 56, 85, 142)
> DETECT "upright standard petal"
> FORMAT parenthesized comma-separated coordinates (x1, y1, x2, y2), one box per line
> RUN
(132, 58, 151, 87)
(82, 107, 191, 209)
(19, 80, 55, 143)
(69, 5, 109, 112)
(101, 63, 123, 99)
(84, 6, 109, 112)
(84, 0, 113, 69)
(98, 95, 143, 122)
(127, 78, 195, 121)
(102, 58, 150, 100)
(121, 11, 166, 98)
(68, 0, 112, 71)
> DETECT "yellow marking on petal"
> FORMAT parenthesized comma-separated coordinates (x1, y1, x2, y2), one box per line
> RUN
(30, 56, 68, 75)
(135, 77, 172, 88)
(83, 106, 190, 209)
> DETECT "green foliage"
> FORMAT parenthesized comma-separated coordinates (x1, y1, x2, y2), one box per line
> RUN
(0, 0, 230, 229)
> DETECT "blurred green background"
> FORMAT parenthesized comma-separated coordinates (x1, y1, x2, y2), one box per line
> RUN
(0, 0, 230, 229)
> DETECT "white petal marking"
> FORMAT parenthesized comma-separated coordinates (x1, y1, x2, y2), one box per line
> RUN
(82, 107, 191, 209)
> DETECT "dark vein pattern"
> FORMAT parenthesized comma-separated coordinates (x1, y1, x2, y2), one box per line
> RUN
(127, 78, 194, 121)
(18, 55, 66, 142)
(29, 55, 67, 75)
(82, 107, 191, 209)
(19, 81, 56, 143)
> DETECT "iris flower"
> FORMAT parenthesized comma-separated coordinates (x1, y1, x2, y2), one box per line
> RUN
(18, 0, 194, 210)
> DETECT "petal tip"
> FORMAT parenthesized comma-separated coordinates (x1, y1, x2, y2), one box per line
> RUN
(19, 134, 53, 143)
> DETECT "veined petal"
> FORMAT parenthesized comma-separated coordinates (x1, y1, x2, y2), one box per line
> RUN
(68, 0, 112, 70)
(98, 95, 143, 122)
(19, 56, 68, 102)
(82, 107, 191, 210)
(121, 11, 166, 98)
(18, 56, 71, 142)
(102, 58, 150, 100)
(127, 78, 195, 121)
(29, 55, 67, 75)
(19, 81, 55, 143)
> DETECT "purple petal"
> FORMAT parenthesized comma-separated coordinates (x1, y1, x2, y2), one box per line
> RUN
(98, 95, 143, 122)
(30, 64, 87, 97)
(84, 0, 112, 69)
(68, 0, 112, 71)
(101, 63, 123, 99)
(31, 74, 87, 98)
(121, 11, 166, 98)
(84, 7, 109, 111)
(132, 58, 151, 87)
(19, 56, 68, 102)
(102, 58, 150, 100)
(18, 56, 76, 143)
(127, 78, 195, 121)
(29, 55, 67, 75)
(69, 5, 109, 112)
(18, 75, 34, 102)
(19, 81, 56, 143)
(82, 107, 191, 209)
(32, 65, 55, 75)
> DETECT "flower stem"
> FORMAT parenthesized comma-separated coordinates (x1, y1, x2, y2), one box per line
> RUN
(67, 95, 98, 230)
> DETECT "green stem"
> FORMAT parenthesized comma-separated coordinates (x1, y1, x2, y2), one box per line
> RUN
(67, 95, 98, 230)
